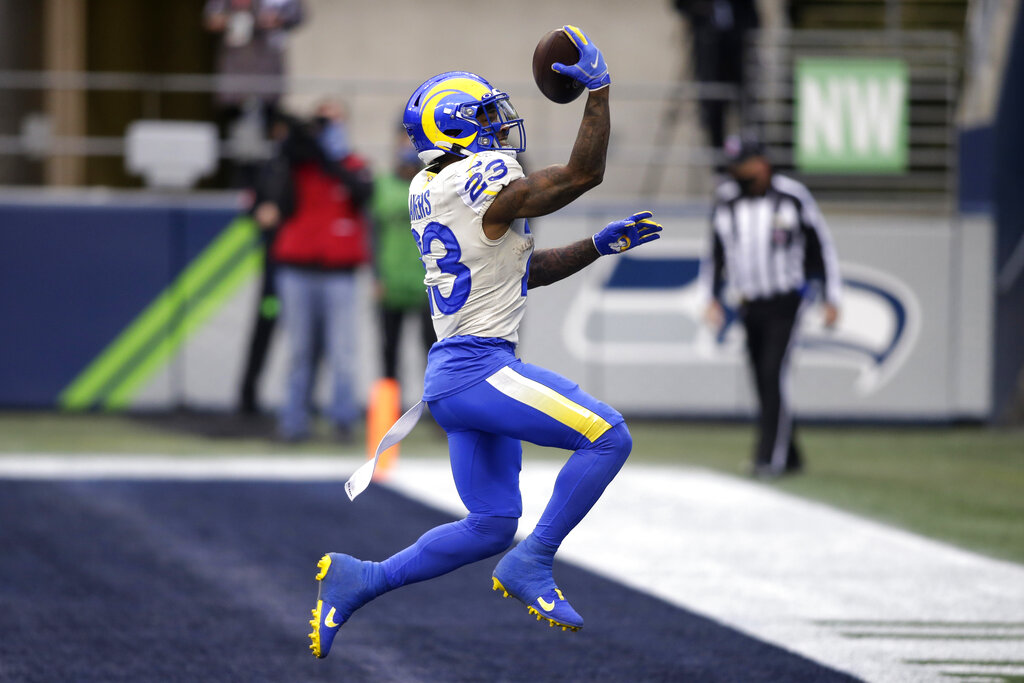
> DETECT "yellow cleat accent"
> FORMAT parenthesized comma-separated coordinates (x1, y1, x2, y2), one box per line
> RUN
(491, 576, 511, 598)
(315, 554, 332, 581)
(309, 556, 334, 659)
(309, 599, 323, 658)
(308, 554, 338, 658)
(493, 575, 581, 632)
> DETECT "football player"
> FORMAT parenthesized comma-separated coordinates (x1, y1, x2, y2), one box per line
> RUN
(309, 25, 663, 658)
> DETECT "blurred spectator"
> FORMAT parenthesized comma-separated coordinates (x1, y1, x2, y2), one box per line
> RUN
(203, 0, 304, 186)
(370, 127, 436, 381)
(236, 113, 293, 415)
(268, 102, 374, 442)
(702, 133, 841, 478)
(673, 0, 759, 157)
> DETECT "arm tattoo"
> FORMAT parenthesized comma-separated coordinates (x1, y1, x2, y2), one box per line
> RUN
(567, 92, 609, 177)
(522, 92, 610, 213)
(527, 238, 600, 289)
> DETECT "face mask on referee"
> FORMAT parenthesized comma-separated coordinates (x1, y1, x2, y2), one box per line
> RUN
(729, 156, 772, 197)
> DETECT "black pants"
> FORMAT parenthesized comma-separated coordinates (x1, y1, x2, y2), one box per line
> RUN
(379, 304, 436, 380)
(238, 254, 278, 414)
(740, 292, 803, 470)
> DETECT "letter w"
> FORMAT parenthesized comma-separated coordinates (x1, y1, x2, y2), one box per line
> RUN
(845, 77, 905, 156)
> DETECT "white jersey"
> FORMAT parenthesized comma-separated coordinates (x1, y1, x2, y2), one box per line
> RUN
(408, 151, 533, 343)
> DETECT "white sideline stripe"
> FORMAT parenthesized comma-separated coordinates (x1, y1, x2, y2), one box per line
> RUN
(0, 454, 366, 480)
(385, 459, 1024, 683)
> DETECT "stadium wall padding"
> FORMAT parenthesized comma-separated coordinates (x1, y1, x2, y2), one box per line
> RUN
(518, 208, 994, 421)
(993, 3, 1024, 420)
(958, 126, 994, 214)
(0, 194, 996, 421)
(0, 196, 245, 408)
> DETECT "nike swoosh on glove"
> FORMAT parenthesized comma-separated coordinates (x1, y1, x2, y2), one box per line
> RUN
(592, 211, 664, 255)
(551, 25, 611, 91)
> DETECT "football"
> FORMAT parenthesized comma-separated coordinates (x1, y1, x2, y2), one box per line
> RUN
(532, 29, 585, 104)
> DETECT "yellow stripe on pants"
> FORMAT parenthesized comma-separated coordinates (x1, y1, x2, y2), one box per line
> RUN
(485, 366, 612, 442)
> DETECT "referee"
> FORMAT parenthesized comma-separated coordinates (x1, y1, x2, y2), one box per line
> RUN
(703, 134, 842, 477)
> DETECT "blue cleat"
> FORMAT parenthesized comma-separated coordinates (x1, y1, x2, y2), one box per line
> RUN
(308, 553, 379, 658)
(491, 546, 583, 632)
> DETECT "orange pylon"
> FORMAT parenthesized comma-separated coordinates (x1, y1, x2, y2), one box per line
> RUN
(366, 378, 401, 481)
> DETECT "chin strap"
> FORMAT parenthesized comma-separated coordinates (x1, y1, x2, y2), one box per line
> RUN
(344, 401, 425, 501)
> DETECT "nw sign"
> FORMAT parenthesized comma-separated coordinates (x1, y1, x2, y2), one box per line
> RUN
(795, 58, 908, 173)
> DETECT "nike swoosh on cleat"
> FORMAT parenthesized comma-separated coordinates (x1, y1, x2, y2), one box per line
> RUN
(537, 596, 555, 611)
(325, 606, 340, 628)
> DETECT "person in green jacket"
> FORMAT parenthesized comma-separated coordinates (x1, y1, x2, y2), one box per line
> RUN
(370, 130, 436, 380)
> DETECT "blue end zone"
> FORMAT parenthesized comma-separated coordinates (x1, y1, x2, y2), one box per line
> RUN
(0, 479, 861, 682)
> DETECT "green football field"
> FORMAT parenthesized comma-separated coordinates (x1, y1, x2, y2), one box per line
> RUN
(1, 411, 1021, 566)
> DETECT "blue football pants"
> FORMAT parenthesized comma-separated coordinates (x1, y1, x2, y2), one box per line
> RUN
(378, 360, 632, 592)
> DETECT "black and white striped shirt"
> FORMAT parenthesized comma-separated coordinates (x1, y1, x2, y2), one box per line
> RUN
(705, 174, 842, 305)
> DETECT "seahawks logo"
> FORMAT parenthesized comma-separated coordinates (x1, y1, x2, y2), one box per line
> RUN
(562, 251, 920, 395)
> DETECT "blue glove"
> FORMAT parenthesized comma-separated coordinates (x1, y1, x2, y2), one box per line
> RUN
(592, 211, 663, 255)
(552, 25, 611, 91)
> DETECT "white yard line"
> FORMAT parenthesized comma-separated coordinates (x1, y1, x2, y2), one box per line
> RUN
(0, 453, 365, 480)
(3, 454, 1022, 682)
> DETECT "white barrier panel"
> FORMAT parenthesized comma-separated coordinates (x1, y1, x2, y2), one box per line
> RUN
(133, 207, 993, 421)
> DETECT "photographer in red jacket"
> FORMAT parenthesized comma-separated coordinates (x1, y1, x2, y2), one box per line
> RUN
(264, 101, 373, 441)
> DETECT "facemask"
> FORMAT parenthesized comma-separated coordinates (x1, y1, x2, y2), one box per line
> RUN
(736, 176, 758, 195)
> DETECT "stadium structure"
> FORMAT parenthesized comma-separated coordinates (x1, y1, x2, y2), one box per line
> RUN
(0, 2, 1021, 682)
